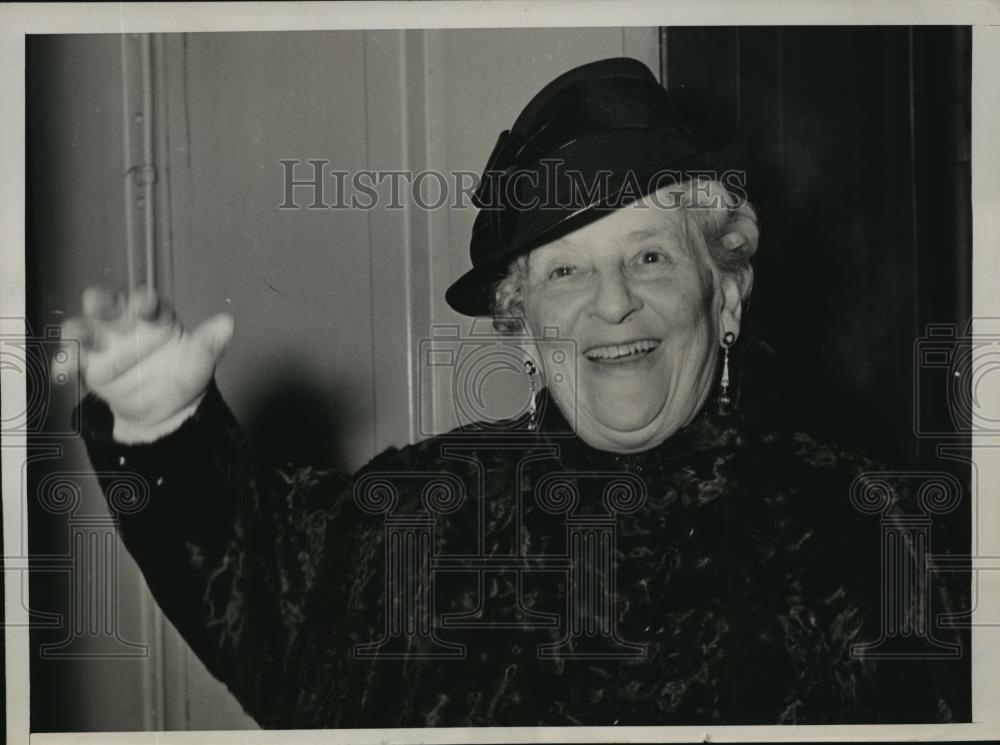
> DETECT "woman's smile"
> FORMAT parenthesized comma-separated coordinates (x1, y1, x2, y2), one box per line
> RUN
(583, 337, 662, 364)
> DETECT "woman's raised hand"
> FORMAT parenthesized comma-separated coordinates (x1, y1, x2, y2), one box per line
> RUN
(54, 286, 235, 433)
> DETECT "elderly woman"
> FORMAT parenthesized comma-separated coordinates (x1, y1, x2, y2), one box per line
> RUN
(61, 58, 967, 727)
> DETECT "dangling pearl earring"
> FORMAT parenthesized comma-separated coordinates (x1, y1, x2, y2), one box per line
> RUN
(718, 331, 736, 411)
(524, 358, 539, 430)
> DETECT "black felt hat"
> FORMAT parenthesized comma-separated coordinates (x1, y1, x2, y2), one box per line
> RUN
(445, 56, 716, 317)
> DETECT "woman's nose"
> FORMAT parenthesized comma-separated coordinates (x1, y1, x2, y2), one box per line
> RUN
(590, 268, 642, 324)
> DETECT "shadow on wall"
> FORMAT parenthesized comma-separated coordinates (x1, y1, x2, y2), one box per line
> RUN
(242, 366, 359, 474)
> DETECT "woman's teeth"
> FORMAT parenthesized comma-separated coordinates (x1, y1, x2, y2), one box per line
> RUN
(584, 339, 661, 362)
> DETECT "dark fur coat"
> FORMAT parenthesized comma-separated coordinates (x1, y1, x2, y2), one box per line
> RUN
(77, 380, 970, 728)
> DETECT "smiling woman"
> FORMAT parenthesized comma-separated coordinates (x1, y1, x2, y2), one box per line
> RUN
(58, 55, 970, 728)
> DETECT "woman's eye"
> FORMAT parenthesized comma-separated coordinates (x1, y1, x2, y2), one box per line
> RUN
(548, 265, 576, 280)
(628, 249, 675, 277)
(638, 250, 666, 264)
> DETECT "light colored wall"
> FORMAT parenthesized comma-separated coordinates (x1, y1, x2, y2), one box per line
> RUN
(165, 31, 380, 471)
(31, 27, 659, 731)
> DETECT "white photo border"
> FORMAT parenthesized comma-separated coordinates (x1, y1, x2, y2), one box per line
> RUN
(3, 2, 999, 744)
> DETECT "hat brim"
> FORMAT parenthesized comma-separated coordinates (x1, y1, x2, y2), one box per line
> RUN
(445, 141, 750, 317)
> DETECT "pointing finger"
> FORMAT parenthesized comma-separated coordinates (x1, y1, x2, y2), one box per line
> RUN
(119, 286, 175, 330)
(82, 286, 126, 323)
(134, 285, 160, 320)
(60, 317, 95, 348)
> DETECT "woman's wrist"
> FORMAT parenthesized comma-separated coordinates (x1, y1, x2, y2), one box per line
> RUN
(111, 390, 209, 444)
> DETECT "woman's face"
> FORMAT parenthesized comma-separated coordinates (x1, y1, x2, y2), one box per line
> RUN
(522, 195, 739, 453)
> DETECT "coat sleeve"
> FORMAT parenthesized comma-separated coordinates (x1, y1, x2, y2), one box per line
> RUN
(74, 378, 358, 727)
